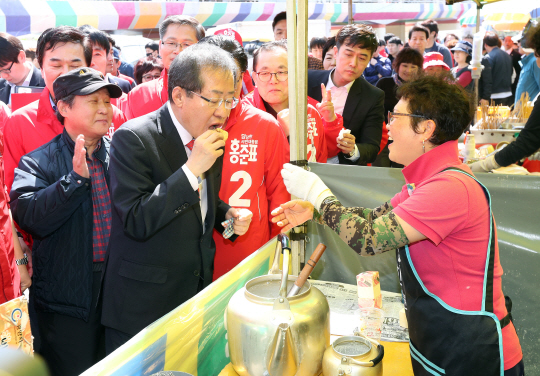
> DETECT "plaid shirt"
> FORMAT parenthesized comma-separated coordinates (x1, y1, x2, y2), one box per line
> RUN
(87, 141, 112, 262)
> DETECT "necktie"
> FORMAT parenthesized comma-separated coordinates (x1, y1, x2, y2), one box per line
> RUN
(186, 138, 195, 151)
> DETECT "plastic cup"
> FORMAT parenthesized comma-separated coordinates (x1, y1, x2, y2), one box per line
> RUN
(359, 307, 384, 342)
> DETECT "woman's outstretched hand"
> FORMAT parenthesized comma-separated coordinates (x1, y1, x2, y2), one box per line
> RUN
(271, 200, 315, 233)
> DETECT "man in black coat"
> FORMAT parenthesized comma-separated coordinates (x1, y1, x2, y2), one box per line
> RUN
(0, 33, 45, 107)
(101, 44, 252, 354)
(308, 24, 385, 165)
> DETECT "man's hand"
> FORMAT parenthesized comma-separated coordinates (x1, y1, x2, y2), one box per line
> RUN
(277, 109, 290, 137)
(72, 134, 89, 178)
(316, 84, 336, 122)
(18, 265, 31, 293)
(225, 208, 253, 236)
(18, 238, 32, 277)
(271, 200, 314, 233)
(186, 130, 225, 177)
(370, 58, 377, 66)
(337, 133, 356, 155)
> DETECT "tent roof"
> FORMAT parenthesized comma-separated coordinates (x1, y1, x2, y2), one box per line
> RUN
(447, 0, 503, 7)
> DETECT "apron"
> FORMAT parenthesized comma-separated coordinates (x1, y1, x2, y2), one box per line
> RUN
(396, 167, 511, 376)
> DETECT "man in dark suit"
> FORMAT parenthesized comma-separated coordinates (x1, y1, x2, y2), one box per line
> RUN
(308, 24, 385, 165)
(0, 33, 45, 107)
(101, 44, 252, 354)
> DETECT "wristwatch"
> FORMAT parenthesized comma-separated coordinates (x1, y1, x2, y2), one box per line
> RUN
(16, 254, 28, 266)
(348, 149, 355, 158)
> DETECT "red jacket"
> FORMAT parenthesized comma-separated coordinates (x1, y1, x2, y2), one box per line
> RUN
(0, 108, 19, 304)
(243, 88, 328, 163)
(124, 69, 168, 120)
(212, 101, 290, 280)
(3, 87, 126, 191)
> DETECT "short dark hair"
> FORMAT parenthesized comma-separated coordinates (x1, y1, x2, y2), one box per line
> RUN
(310, 36, 328, 50)
(133, 58, 164, 85)
(444, 33, 459, 43)
(272, 11, 287, 31)
(107, 36, 116, 49)
(378, 39, 386, 47)
(55, 94, 76, 125)
(384, 33, 395, 43)
(387, 36, 403, 46)
(198, 35, 248, 73)
(168, 44, 237, 101)
(409, 25, 430, 40)
(37, 26, 92, 69)
(397, 74, 473, 146)
(322, 36, 336, 61)
(25, 49, 36, 60)
(336, 24, 378, 56)
(483, 31, 500, 48)
(526, 24, 540, 53)
(159, 16, 205, 42)
(392, 47, 423, 72)
(0, 33, 23, 67)
(145, 41, 159, 52)
(252, 40, 287, 72)
(420, 19, 439, 36)
(83, 29, 111, 54)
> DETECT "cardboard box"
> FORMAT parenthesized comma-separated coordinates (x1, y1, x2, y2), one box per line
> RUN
(356, 271, 382, 309)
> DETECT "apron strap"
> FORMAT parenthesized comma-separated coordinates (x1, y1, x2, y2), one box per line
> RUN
(439, 167, 496, 314)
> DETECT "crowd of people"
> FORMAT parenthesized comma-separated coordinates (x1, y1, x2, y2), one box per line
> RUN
(0, 11, 538, 376)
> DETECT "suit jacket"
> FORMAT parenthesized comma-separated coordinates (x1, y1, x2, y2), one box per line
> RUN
(108, 74, 132, 94)
(308, 70, 384, 165)
(101, 105, 231, 335)
(0, 65, 45, 105)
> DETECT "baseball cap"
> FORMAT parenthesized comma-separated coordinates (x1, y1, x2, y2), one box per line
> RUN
(112, 47, 120, 61)
(451, 40, 473, 56)
(53, 67, 123, 100)
(214, 28, 243, 46)
(423, 52, 450, 71)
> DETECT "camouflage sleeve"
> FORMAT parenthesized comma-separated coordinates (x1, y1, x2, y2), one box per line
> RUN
(314, 196, 409, 256)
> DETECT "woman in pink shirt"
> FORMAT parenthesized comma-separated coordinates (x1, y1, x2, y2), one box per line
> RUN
(272, 75, 523, 376)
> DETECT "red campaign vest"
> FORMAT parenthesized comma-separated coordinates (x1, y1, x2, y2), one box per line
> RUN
(212, 101, 290, 280)
(124, 69, 168, 120)
(242, 88, 327, 163)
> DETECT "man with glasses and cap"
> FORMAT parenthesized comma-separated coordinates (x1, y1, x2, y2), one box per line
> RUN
(123, 15, 205, 120)
(10, 67, 123, 376)
(101, 44, 252, 354)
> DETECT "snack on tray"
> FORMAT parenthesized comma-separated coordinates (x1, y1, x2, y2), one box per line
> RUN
(0, 296, 33, 355)
(356, 271, 382, 309)
(215, 128, 229, 141)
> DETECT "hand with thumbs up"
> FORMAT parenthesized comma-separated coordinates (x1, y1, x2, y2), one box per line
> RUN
(316, 83, 337, 123)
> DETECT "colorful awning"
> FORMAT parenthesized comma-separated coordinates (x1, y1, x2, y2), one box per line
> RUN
(0, 0, 474, 36)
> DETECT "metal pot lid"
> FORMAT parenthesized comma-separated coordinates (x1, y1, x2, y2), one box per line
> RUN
(332, 336, 372, 357)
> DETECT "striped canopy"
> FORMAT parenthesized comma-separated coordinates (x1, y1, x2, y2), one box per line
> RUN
(459, 0, 539, 31)
(0, 0, 473, 36)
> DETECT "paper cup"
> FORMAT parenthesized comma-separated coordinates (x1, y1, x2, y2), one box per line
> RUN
(359, 307, 384, 342)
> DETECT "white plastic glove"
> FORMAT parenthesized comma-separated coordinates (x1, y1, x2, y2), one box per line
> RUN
(528, 149, 540, 161)
(281, 163, 333, 210)
(469, 154, 501, 172)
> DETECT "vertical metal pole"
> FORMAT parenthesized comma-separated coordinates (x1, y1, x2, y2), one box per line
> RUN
(348, 0, 353, 25)
(474, 4, 481, 123)
(286, 0, 308, 276)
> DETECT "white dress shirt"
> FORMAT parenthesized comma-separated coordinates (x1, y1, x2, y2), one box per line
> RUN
(326, 69, 360, 163)
(7, 62, 33, 105)
(167, 101, 207, 231)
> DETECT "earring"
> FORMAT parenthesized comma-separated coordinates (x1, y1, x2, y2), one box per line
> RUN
(422, 139, 425, 154)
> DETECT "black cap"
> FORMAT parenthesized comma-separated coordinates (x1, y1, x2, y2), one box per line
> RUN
(53, 67, 123, 101)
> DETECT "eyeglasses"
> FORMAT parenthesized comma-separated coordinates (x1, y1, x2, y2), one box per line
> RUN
(142, 73, 162, 81)
(0, 61, 16, 75)
(161, 41, 193, 51)
(388, 111, 427, 123)
(253, 71, 288, 82)
(189, 90, 239, 110)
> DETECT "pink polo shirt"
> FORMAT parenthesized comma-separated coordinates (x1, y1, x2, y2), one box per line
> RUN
(391, 140, 522, 370)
